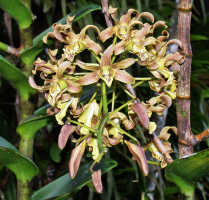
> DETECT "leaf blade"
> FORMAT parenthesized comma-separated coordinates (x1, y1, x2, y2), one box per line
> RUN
(31, 159, 117, 200)
(0, 137, 39, 182)
(0, 0, 32, 29)
(0, 55, 35, 100)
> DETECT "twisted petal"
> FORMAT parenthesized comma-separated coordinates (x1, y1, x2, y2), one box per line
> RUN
(125, 141, 149, 176)
(84, 36, 102, 55)
(114, 40, 126, 55)
(167, 39, 182, 49)
(100, 26, 114, 42)
(132, 102, 149, 129)
(159, 126, 177, 141)
(55, 99, 73, 125)
(78, 100, 99, 135)
(157, 30, 169, 42)
(151, 21, 167, 34)
(114, 70, 135, 84)
(76, 60, 99, 71)
(138, 12, 154, 23)
(66, 80, 82, 93)
(92, 170, 103, 193)
(113, 58, 137, 69)
(69, 140, 86, 178)
(29, 76, 49, 92)
(43, 24, 66, 43)
(80, 25, 100, 39)
(58, 124, 76, 150)
(101, 45, 114, 66)
(78, 71, 100, 85)
(88, 138, 100, 160)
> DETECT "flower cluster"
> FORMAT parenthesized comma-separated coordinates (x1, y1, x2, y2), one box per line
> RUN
(30, 7, 184, 193)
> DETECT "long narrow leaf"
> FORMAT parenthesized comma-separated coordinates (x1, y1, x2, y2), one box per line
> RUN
(0, 137, 39, 182)
(0, 55, 35, 100)
(0, 0, 32, 29)
(17, 115, 52, 139)
(31, 159, 117, 200)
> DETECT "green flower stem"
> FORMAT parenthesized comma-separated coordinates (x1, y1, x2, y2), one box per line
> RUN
(134, 77, 152, 81)
(133, 81, 144, 88)
(97, 114, 109, 152)
(69, 120, 96, 133)
(110, 99, 134, 116)
(102, 81, 108, 114)
(147, 160, 160, 166)
(111, 84, 116, 111)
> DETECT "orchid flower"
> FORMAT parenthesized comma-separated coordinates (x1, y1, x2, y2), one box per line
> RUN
(43, 16, 102, 62)
(76, 45, 137, 87)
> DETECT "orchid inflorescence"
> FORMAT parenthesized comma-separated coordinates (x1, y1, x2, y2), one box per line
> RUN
(29, 7, 184, 193)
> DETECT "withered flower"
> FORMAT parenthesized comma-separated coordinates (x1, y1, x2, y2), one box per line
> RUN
(69, 140, 86, 178)
(92, 169, 103, 193)
(58, 124, 76, 150)
(125, 140, 149, 176)
(43, 16, 102, 62)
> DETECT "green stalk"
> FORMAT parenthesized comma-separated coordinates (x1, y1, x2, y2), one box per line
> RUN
(102, 82, 108, 114)
(17, 1, 34, 200)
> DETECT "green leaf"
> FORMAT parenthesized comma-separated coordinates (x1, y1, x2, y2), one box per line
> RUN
(0, 136, 17, 151)
(20, 4, 101, 66)
(49, 143, 62, 163)
(0, 137, 39, 182)
(31, 159, 117, 200)
(17, 115, 52, 139)
(0, 0, 32, 29)
(0, 55, 35, 101)
(165, 149, 209, 198)
(191, 34, 208, 41)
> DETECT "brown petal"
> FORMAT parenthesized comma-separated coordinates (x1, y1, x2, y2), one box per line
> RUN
(58, 124, 76, 150)
(78, 72, 100, 85)
(114, 40, 126, 55)
(160, 94, 172, 107)
(100, 27, 114, 42)
(132, 102, 149, 129)
(125, 141, 149, 176)
(151, 21, 167, 34)
(92, 170, 103, 193)
(135, 23, 151, 40)
(80, 25, 100, 39)
(28, 76, 49, 92)
(69, 140, 86, 178)
(76, 60, 99, 71)
(84, 36, 102, 55)
(138, 12, 154, 23)
(165, 52, 184, 65)
(114, 70, 135, 84)
(101, 45, 114, 66)
(108, 136, 122, 145)
(66, 80, 82, 93)
(167, 39, 182, 49)
(113, 58, 137, 69)
(157, 30, 169, 42)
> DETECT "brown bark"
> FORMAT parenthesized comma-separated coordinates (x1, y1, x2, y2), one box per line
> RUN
(176, 0, 193, 157)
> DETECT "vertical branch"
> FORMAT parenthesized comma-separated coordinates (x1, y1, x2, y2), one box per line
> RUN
(176, 0, 193, 157)
(17, 1, 34, 200)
